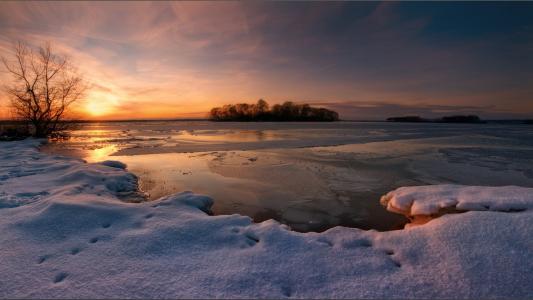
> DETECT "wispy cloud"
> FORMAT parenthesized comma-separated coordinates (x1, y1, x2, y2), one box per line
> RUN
(0, 2, 532, 119)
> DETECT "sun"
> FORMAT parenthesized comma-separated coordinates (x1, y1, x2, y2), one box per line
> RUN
(85, 100, 109, 116)
(84, 91, 119, 117)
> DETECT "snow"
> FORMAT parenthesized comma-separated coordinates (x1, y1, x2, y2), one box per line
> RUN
(381, 184, 533, 216)
(1, 139, 532, 298)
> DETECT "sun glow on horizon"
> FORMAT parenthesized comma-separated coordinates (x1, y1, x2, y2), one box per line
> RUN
(84, 91, 119, 117)
(2, 2, 529, 120)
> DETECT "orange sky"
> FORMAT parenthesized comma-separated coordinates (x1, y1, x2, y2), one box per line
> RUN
(1, 2, 532, 120)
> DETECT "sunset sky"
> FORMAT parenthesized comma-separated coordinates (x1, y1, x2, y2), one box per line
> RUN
(0, 1, 532, 120)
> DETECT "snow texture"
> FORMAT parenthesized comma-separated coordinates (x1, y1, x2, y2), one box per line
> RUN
(0, 139, 532, 298)
(381, 184, 533, 216)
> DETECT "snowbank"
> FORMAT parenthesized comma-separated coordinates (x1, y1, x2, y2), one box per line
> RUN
(0, 139, 532, 298)
(381, 184, 533, 216)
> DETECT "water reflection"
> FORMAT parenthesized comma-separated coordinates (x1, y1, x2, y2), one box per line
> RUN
(113, 150, 408, 232)
(39, 121, 533, 232)
(86, 145, 119, 163)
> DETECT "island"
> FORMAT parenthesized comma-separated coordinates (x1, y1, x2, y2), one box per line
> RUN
(209, 99, 339, 121)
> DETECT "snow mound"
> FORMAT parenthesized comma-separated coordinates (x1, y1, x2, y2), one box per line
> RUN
(1, 140, 532, 298)
(157, 191, 214, 214)
(381, 184, 533, 216)
(0, 139, 146, 207)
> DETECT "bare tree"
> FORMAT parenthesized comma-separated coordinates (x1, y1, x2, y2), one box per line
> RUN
(1, 41, 85, 137)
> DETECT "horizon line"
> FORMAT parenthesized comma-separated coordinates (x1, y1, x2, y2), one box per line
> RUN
(1, 118, 532, 123)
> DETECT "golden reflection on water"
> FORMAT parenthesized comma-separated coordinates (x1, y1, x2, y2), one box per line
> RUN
(85, 145, 119, 163)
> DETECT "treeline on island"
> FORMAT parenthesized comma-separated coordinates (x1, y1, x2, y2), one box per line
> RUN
(209, 99, 339, 121)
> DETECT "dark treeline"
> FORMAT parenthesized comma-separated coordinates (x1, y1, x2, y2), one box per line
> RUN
(209, 99, 339, 122)
(0, 122, 30, 141)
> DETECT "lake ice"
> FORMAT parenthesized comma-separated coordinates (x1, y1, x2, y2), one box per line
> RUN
(41, 121, 533, 232)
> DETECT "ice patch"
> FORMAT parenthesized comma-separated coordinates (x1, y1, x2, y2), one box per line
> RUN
(100, 160, 127, 169)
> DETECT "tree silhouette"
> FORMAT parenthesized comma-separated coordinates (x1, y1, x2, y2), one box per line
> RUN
(209, 99, 339, 122)
(1, 41, 86, 137)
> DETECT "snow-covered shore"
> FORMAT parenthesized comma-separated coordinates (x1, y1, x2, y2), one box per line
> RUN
(1, 139, 532, 298)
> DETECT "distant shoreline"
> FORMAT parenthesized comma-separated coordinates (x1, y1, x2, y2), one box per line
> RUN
(0, 118, 532, 124)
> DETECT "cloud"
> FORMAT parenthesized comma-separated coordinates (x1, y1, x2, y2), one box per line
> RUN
(0, 2, 531, 120)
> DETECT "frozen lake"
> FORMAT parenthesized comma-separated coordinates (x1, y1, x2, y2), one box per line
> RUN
(41, 121, 533, 232)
